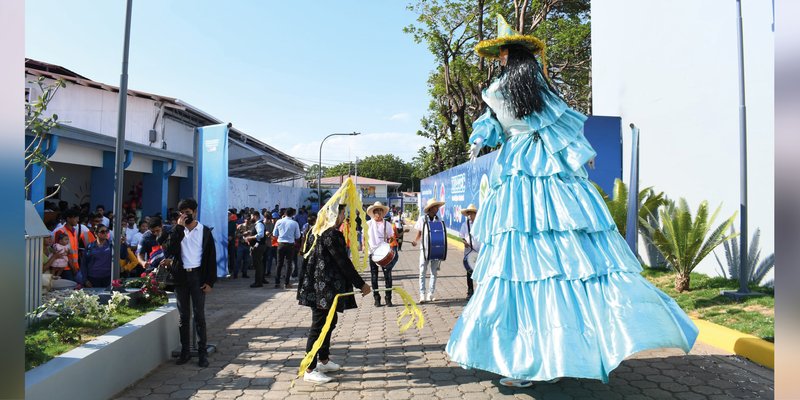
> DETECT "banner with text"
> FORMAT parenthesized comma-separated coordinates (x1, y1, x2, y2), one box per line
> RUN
(197, 123, 230, 278)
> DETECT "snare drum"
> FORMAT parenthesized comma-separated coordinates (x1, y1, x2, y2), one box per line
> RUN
(422, 220, 448, 261)
(371, 242, 396, 268)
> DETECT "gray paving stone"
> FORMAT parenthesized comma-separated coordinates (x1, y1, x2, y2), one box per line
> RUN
(112, 236, 774, 399)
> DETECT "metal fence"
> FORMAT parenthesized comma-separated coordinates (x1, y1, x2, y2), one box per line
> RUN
(25, 235, 44, 325)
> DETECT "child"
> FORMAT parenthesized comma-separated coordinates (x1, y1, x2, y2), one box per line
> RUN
(50, 232, 72, 278)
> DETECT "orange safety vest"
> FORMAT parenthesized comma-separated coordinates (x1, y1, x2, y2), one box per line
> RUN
(52, 225, 95, 271)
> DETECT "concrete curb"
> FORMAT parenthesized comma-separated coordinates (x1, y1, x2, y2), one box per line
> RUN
(25, 298, 179, 400)
(692, 317, 774, 369)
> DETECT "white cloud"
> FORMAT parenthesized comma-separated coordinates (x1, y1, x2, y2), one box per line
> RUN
(287, 132, 432, 167)
(389, 112, 410, 121)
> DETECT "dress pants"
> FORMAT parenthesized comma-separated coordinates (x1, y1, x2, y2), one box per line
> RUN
(305, 307, 338, 371)
(175, 269, 207, 355)
(252, 244, 265, 286)
(276, 243, 294, 285)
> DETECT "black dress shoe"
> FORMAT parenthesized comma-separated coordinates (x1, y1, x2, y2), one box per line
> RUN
(374, 298, 383, 307)
(262, 279, 269, 284)
(250, 283, 263, 288)
(386, 299, 394, 307)
(176, 353, 191, 365)
(198, 356, 209, 368)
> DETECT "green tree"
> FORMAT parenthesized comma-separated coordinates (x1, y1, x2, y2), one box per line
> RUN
(322, 154, 420, 192)
(25, 76, 67, 205)
(405, 0, 591, 178)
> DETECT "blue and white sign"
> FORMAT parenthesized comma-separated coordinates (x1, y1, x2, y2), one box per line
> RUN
(197, 123, 230, 278)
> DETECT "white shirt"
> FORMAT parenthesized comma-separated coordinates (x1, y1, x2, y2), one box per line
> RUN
(130, 231, 144, 248)
(181, 222, 204, 269)
(459, 219, 481, 252)
(125, 226, 138, 245)
(367, 219, 393, 252)
(101, 216, 110, 228)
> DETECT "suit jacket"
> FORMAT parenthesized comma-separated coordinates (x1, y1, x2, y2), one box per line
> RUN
(163, 223, 218, 288)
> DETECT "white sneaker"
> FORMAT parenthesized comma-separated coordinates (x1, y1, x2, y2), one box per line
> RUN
(419, 294, 426, 304)
(303, 369, 332, 384)
(317, 360, 341, 373)
(426, 293, 434, 302)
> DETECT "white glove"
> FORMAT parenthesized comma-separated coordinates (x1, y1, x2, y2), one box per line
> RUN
(469, 137, 484, 162)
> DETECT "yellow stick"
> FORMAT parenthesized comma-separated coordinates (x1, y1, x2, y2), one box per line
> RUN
(293, 287, 424, 385)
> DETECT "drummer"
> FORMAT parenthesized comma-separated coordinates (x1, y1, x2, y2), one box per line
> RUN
(411, 198, 445, 304)
(366, 201, 397, 307)
(459, 204, 480, 299)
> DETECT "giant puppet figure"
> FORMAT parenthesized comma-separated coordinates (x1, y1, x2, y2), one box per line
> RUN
(445, 16, 698, 387)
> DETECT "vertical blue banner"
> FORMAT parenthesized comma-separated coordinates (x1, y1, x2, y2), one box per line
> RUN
(197, 123, 229, 278)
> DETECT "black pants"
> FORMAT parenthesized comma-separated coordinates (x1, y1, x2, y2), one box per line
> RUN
(306, 307, 338, 371)
(175, 270, 207, 355)
(252, 244, 265, 286)
(369, 260, 393, 301)
(463, 253, 475, 296)
(227, 241, 236, 276)
(276, 243, 294, 285)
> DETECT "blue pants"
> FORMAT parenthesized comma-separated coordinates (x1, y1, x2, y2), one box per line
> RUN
(235, 245, 250, 277)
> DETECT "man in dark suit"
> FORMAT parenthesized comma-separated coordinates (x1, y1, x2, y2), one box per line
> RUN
(161, 198, 217, 368)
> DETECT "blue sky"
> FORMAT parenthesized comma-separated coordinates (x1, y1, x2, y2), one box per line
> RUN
(25, 0, 435, 166)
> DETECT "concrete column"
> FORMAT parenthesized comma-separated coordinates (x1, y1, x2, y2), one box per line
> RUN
(91, 151, 115, 213)
(142, 160, 168, 217)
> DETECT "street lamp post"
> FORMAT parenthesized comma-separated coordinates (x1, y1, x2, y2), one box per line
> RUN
(318, 132, 360, 210)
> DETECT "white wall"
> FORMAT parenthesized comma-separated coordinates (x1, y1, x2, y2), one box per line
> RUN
(26, 76, 195, 157)
(48, 139, 103, 167)
(591, 0, 774, 280)
(45, 162, 92, 206)
(228, 177, 314, 211)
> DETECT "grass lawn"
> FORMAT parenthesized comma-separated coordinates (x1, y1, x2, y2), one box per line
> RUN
(25, 302, 164, 371)
(641, 268, 774, 342)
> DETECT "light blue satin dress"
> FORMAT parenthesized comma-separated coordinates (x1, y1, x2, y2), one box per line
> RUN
(445, 74, 698, 383)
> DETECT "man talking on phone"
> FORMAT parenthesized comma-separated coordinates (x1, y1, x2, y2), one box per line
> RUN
(161, 198, 217, 367)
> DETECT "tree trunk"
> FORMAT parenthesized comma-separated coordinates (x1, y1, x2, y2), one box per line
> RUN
(674, 273, 691, 292)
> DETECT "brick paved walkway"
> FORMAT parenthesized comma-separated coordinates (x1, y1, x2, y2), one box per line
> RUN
(115, 233, 774, 399)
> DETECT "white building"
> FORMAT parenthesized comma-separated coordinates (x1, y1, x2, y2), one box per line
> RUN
(25, 59, 308, 220)
(591, 0, 774, 280)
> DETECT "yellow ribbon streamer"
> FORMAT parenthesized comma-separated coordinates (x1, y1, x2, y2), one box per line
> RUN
(293, 287, 424, 385)
(304, 177, 370, 273)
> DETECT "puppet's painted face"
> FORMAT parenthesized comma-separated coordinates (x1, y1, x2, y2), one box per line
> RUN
(499, 48, 509, 66)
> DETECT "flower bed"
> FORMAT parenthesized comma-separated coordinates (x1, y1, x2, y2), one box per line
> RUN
(25, 299, 178, 400)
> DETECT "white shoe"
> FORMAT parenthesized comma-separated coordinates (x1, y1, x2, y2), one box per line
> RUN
(426, 293, 434, 302)
(499, 378, 533, 388)
(303, 369, 332, 384)
(419, 294, 426, 304)
(317, 360, 341, 373)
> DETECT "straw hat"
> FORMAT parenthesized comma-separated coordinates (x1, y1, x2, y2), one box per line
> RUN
(423, 198, 446, 213)
(460, 204, 478, 215)
(475, 15, 546, 62)
(366, 201, 389, 215)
